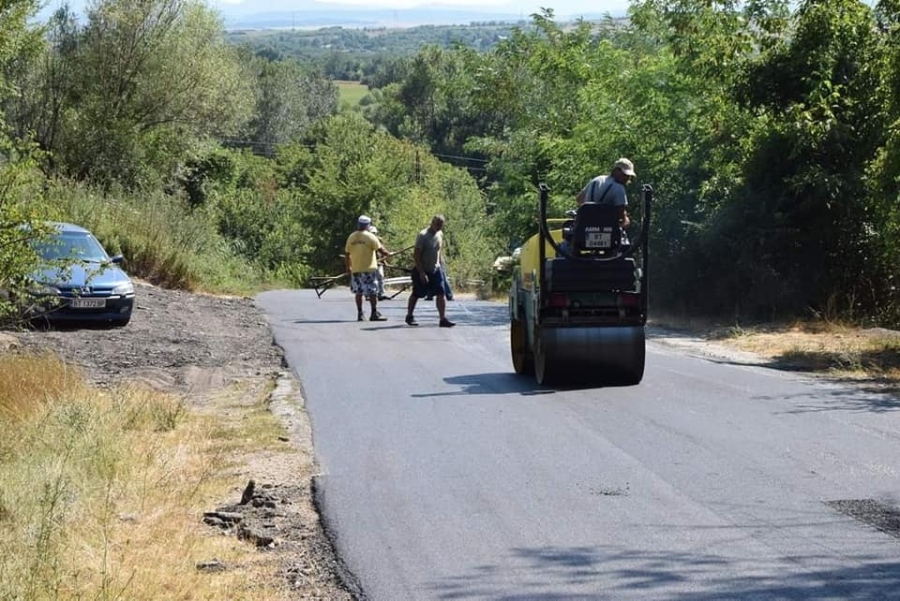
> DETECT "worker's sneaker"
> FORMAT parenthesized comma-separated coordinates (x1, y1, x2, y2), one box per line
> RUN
(357, 312, 365, 322)
(439, 318, 456, 328)
(370, 311, 387, 322)
(405, 314, 419, 326)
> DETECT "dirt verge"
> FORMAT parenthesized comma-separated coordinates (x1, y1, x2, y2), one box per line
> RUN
(5, 281, 354, 600)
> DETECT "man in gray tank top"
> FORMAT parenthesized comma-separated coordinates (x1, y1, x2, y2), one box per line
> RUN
(575, 157, 635, 228)
(406, 215, 455, 327)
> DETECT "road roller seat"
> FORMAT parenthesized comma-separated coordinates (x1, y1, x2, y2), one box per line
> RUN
(564, 202, 627, 256)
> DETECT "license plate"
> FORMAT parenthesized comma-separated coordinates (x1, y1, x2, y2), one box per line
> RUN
(586, 231, 612, 248)
(71, 298, 106, 308)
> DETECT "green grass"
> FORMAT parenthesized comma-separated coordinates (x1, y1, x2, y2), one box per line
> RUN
(336, 80, 369, 108)
(37, 178, 277, 295)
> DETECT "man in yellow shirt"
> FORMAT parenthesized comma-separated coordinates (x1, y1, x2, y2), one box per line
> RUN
(345, 215, 390, 322)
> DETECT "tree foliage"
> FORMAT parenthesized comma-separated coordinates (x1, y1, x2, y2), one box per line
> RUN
(7, 3, 900, 325)
(0, 0, 54, 323)
(6, 0, 253, 189)
(231, 47, 338, 155)
(356, 1, 900, 325)
(201, 113, 497, 285)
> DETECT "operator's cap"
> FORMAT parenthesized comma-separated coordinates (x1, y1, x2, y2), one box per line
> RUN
(358, 215, 372, 226)
(613, 158, 636, 177)
(368, 225, 378, 234)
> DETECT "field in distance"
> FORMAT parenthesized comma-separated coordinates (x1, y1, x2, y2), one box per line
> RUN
(336, 80, 369, 108)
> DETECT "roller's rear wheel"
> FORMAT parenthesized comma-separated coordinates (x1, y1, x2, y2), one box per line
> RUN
(510, 313, 534, 375)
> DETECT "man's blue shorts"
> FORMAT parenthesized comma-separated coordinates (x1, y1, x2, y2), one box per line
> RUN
(350, 271, 379, 296)
(411, 267, 447, 299)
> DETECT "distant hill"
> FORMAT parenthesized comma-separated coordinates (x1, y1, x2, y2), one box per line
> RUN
(224, 21, 530, 63)
(222, 7, 529, 30)
(37, 0, 621, 30)
(217, 3, 620, 30)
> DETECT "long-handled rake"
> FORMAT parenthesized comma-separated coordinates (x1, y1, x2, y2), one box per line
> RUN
(311, 272, 348, 299)
(311, 244, 415, 299)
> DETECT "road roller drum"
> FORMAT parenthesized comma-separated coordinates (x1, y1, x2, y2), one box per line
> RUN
(533, 325, 645, 385)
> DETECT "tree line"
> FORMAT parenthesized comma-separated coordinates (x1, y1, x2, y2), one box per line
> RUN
(351, 3, 900, 325)
(2, 0, 899, 328)
(0, 0, 498, 324)
(225, 22, 528, 82)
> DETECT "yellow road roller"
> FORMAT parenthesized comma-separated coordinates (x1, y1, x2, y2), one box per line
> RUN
(509, 183, 651, 385)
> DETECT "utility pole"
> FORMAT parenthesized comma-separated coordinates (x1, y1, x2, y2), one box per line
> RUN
(415, 150, 421, 185)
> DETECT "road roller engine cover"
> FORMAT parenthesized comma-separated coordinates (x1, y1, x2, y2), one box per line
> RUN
(509, 183, 652, 385)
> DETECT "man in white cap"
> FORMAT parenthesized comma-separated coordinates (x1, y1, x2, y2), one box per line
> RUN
(345, 215, 390, 322)
(575, 157, 636, 228)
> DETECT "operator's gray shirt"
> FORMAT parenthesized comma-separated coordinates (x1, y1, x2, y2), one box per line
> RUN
(580, 175, 627, 206)
(415, 228, 443, 272)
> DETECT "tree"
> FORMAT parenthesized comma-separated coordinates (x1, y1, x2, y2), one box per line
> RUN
(241, 56, 338, 154)
(724, 0, 888, 316)
(0, 0, 55, 322)
(4, 6, 78, 173)
(18, 0, 254, 189)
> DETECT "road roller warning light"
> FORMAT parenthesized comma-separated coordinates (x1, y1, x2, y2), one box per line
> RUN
(509, 182, 652, 386)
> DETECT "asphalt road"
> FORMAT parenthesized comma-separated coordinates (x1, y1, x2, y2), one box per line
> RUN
(256, 289, 900, 601)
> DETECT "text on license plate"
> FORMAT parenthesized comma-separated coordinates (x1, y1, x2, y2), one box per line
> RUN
(586, 231, 612, 248)
(71, 298, 106, 308)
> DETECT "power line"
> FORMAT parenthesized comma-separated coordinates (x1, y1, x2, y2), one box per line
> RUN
(431, 152, 489, 164)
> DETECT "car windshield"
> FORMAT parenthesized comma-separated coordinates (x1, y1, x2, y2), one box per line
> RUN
(33, 232, 110, 263)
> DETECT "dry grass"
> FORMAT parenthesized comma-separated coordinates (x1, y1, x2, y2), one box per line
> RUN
(723, 324, 900, 379)
(0, 353, 294, 601)
(0, 353, 86, 421)
(660, 317, 900, 382)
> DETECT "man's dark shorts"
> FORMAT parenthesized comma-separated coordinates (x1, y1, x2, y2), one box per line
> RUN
(411, 267, 446, 299)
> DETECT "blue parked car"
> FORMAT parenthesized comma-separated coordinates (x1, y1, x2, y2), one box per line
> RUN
(26, 222, 135, 327)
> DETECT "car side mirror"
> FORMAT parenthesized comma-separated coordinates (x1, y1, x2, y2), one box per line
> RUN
(110, 254, 124, 264)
